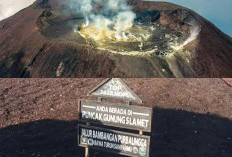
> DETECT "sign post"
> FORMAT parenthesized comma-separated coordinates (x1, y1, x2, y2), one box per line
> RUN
(85, 122, 90, 157)
(85, 147, 89, 157)
(77, 78, 153, 157)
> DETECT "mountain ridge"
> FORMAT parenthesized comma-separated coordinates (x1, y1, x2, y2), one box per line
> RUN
(0, 0, 232, 78)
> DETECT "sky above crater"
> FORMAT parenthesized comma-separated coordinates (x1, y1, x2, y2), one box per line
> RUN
(0, 0, 231, 36)
(149, 0, 232, 37)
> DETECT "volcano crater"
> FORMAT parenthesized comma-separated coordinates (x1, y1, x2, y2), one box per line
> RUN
(73, 11, 190, 56)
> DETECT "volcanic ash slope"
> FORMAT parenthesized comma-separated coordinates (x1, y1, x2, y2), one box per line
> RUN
(0, 0, 232, 78)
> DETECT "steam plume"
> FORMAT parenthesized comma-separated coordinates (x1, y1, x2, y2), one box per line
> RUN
(182, 20, 201, 47)
(68, 0, 136, 39)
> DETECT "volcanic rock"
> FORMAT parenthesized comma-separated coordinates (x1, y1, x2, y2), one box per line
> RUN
(0, 0, 232, 78)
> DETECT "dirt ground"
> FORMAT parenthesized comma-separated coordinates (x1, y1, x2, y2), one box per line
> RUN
(0, 78, 232, 157)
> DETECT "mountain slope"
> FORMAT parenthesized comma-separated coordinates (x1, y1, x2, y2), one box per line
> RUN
(0, 0, 232, 78)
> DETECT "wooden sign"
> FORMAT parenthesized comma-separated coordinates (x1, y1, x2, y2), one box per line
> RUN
(77, 78, 153, 157)
(79, 100, 153, 132)
(89, 78, 142, 103)
(78, 125, 150, 157)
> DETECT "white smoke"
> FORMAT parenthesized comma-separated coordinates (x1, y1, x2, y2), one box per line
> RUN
(170, 20, 201, 51)
(182, 20, 201, 47)
(115, 11, 136, 38)
(68, 0, 136, 39)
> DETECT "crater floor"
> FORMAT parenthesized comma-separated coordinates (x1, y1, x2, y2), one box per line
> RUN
(76, 21, 186, 57)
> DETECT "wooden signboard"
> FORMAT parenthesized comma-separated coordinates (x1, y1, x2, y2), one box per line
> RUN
(89, 78, 142, 103)
(78, 125, 150, 157)
(77, 78, 152, 157)
(79, 100, 153, 132)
